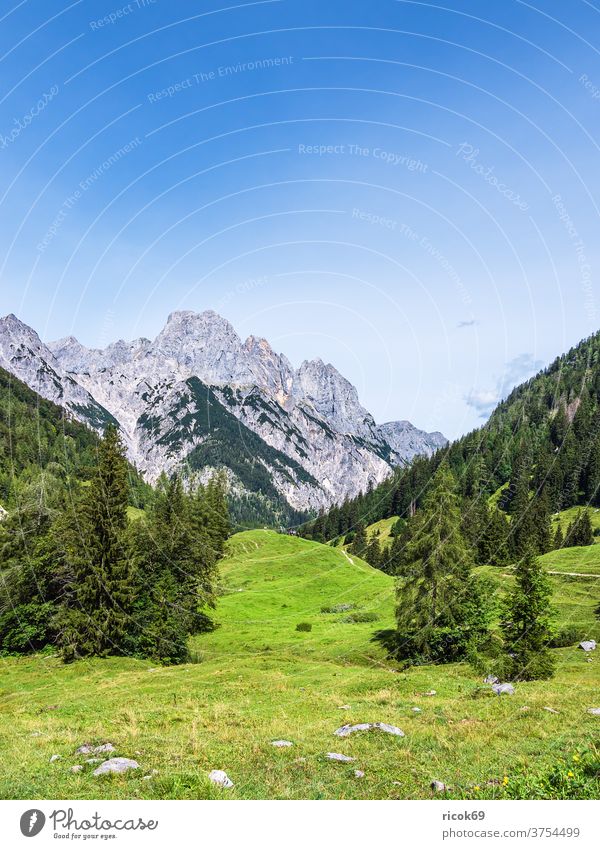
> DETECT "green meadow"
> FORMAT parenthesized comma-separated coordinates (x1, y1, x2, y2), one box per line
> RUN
(0, 531, 598, 800)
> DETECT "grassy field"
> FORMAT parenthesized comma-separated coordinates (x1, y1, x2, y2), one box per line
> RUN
(0, 531, 599, 800)
(551, 506, 600, 540)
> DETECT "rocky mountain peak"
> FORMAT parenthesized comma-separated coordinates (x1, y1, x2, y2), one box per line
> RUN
(293, 358, 376, 438)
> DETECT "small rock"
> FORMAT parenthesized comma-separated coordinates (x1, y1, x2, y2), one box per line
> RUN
(579, 640, 596, 652)
(208, 769, 234, 788)
(483, 675, 499, 685)
(75, 745, 94, 755)
(543, 707, 559, 714)
(587, 707, 600, 716)
(49, 754, 61, 763)
(392, 780, 402, 786)
(492, 683, 515, 696)
(338, 705, 352, 710)
(431, 780, 447, 793)
(30, 731, 43, 737)
(326, 752, 355, 762)
(354, 769, 365, 778)
(94, 743, 115, 753)
(70, 765, 83, 774)
(294, 757, 306, 763)
(411, 707, 421, 713)
(93, 758, 139, 776)
(334, 722, 404, 738)
(44, 705, 59, 711)
(271, 740, 293, 748)
(424, 690, 436, 696)
(85, 758, 101, 764)
(520, 706, 530, 712)
(142, 770, 158, 781)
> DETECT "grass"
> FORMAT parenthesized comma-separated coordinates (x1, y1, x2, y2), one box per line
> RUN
(551, 506, 600, 541)
(0, 531, 599, 800)
(335, 516, 399, 549)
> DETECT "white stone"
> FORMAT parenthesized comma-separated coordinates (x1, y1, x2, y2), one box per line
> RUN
(326, 753, 355, 763)
(271, 740, 293, 748)
(93, 758, 139, 776)
(208, 769, 234, 788)
(334, 722, 404, 738)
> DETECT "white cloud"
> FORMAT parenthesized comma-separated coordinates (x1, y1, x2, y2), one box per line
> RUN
(465, 353, 545, 419)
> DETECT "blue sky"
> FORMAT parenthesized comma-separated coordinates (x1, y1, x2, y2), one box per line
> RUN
(1, 0, 600, 439)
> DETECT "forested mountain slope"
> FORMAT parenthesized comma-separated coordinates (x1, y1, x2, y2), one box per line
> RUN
(303, 329, 600, 549)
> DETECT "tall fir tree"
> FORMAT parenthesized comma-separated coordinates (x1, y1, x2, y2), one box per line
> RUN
(500, 546, 556, 680)
(56, 425, 134, 662)
(394, 465, 492, 664)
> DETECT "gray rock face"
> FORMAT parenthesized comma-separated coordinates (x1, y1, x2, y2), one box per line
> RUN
(93, 757, 139, 776)
(579, 640, 597, 652)
(0, 314, 110, 424)
(493, 683, 515, 696)
(326, 752, 355, 762)
(208, 769, 234, 788)
(2, 311, 446, 512)
(377, 420, 448, 463)
(334, 722, 405, 738)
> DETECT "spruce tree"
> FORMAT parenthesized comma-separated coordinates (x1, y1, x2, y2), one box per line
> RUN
(56, 425, 134, 661)
(350, 523, 368, 559)
(500, 546, 556, 680)
(395, 465, 492, 664)
(553, 523, 564, 550)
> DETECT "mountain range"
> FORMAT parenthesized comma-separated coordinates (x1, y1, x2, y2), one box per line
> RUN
(0, 310, 446, 522)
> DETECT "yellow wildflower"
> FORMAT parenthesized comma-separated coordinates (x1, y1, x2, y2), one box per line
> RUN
(567, 771, 574, 778)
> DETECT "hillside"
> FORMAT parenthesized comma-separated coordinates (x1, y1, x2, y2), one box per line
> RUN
(0, 364, 99, 506)
(0, 365, 150, 511)
(304, 328, 600, 547)
(0, 531, 598, 801)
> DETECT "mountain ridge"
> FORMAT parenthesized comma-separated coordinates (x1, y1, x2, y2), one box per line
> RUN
(0, 310, 446, 519)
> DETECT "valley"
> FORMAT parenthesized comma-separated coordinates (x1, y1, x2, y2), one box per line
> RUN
(1, 530, 598, 801)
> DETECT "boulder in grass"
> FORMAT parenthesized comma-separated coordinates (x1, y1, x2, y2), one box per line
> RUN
(492, 683, 515, 696)
(354, 770, 365, 778)
(93, 758, 139, 777)
(334, 722, 404, 738)
(271, 740, 293, 748)
(431, 780, 447, 793)
(326, 752, 355, 763)
(49, 754, 61, 763)
(587, 708, 600, 716)
(579, 640, 597, 652)
(208, 769, 234, 788)
(424, 690, 436, 697)
(70, 765, 83, 774)
(484, 675, 499, 685)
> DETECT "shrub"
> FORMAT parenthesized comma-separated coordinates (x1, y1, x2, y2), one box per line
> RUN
(548, 626, 580, 648)
(342, 611, 379, 623)
(295, 622, 312, 632)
